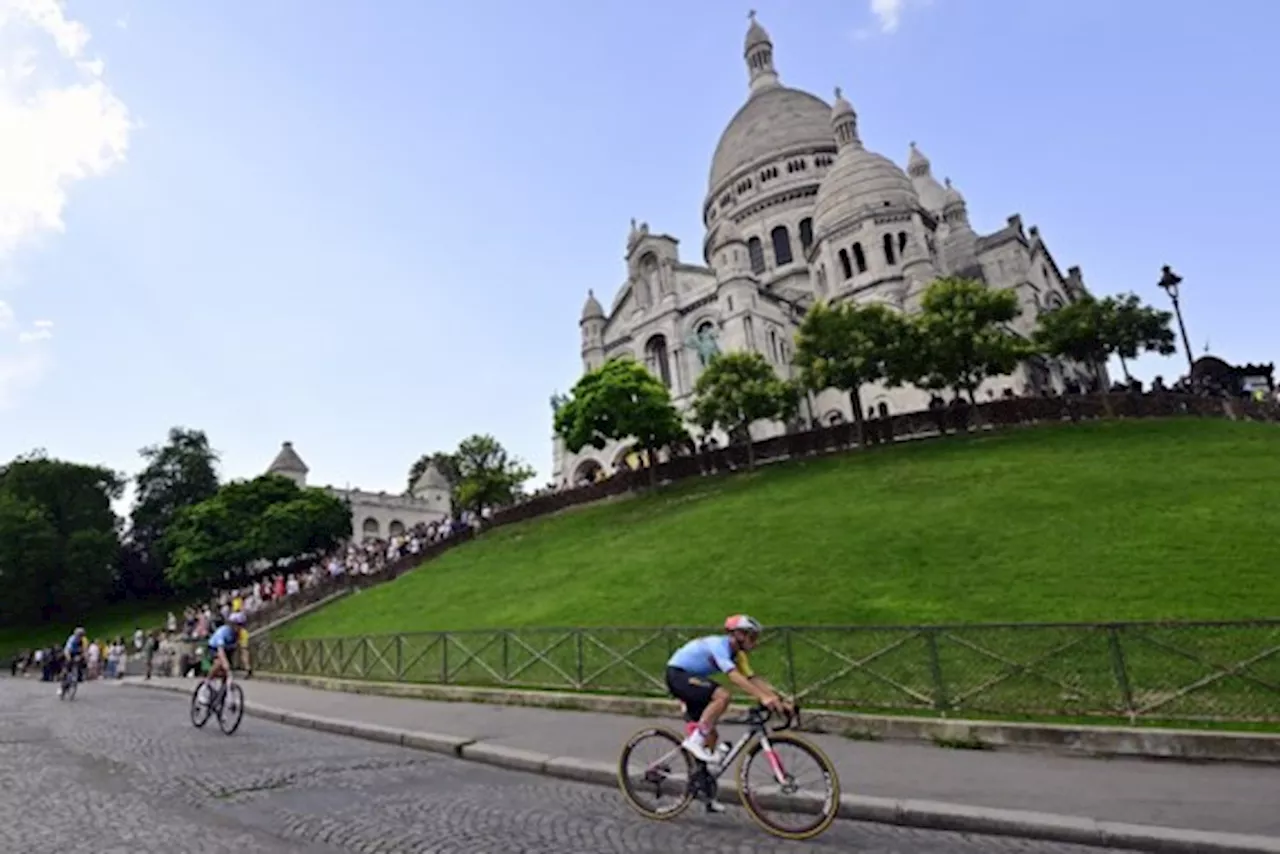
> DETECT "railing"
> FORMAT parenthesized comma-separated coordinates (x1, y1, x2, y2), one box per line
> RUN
(497, 392, 1280, 527)
(251, 618, 1280, 723)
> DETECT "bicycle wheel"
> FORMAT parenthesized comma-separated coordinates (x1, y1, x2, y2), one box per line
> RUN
(63, 677, 76, 702)
(617, 727, 696, 820)
(218, 684, 245, 735)
(190, 681, 212, 728)
(737, 733, 840, 840)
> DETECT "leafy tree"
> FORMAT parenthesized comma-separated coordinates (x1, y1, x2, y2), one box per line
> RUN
(127, 427, 220, 597)
(690, 351, 793, 469)
(407, 451, 460, 497)
(163, 475, 351, 591)
(1110, 293, 1177, 381)
(554, 357, 687, 487)
(452, 434, 535, 517)
(793, 300, 911, 447)
(0, 452, 123, 625)
(910, 278, 1026, 406)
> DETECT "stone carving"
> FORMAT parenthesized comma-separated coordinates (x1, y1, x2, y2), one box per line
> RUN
(685, 323, 721, 366)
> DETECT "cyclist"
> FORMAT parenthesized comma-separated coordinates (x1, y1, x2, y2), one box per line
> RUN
(666, 615, 792, 766)
(59, 627, 86, 697)
(206, 617, 238, 689)
(229, 610, 252, 677)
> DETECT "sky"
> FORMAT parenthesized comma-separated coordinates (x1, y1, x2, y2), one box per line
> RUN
(2, 0, 1278, 510)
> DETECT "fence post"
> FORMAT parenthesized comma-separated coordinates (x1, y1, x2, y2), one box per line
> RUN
(441, 633, 449, 684)
(784, 628, 798, 699)
(575, 630, 585, 690)
(336, 639, 343, 676)
(360, 637, 369, 678)
(395, 635, 403, 681)
(925, 629, 949, 712)
(502, 631, 510, 684)
(1107, 626, 1135, 720)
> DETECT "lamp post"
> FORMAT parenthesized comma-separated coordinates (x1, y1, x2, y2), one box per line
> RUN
(1157, 264, 1195, 375)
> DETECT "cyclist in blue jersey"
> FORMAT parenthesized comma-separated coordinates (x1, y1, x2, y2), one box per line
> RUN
(206, 616, 240, 685)
(59, 627, 86, 697)
(665, 615, 791, 769)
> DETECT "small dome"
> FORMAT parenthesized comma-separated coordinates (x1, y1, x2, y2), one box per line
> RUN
(941, 177, 966, 211)
(908, 142, 949, 213)
(267, 441, 308, 474)
(745, 13, 770, 51)
(413, 462, 450, 493)
(581, 289, 604, 320)
(906, 142, 930, 177)
(812, 88, 918, 237)
(708, 87, 833, 193)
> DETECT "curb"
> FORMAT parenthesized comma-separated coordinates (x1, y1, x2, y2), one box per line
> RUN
(123, 679, 1280, 853)
(249, 672, 1280, 766)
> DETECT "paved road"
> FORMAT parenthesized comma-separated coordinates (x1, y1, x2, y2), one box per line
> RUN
(0, 678, 1140, 854)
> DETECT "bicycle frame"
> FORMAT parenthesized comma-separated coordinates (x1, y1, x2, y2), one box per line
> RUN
(645, 705, 798, 787)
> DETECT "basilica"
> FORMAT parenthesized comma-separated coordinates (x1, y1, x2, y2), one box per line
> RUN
(552, 14, 1095, 488)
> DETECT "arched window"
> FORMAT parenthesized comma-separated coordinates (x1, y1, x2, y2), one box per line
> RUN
(747, 237, 766, 274)
(798, 218, 814, 254)
(816, 266, 828, 295)
(771, 226, 792, 266)
(362, 517, 380, 539)
(897, 231, 908, 254)
(852, 243, 868, 273)
(883, 233, 897, 265)
(877, 401, 889, 418)
(838, 249, 853, 279)
(388, 520, 405, 537)
(644, 334, 672, 387)
(768, 329, 779, 362)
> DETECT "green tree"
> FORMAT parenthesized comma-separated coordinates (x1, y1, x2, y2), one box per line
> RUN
(452, 434, 535, 518)
(163, 474, 351, 591)
(911, 278, 1026, 406)
(553, 357, 687, 487)
(690, 351, 793, 470)
(0, 452, 123, 624)
(127, 427, 220, 597)
(793, 300, 911, 447)
(1110, 293, 1177, 381)
(407, 451, 460, 496)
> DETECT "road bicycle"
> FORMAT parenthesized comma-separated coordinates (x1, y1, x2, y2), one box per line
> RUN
(189, 668, 245, 735)
(617, 703, 840, 840)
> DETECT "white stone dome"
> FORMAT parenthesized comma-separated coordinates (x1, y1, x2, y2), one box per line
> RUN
(812, 89, 918, 237)
(708, 86, 833, 193)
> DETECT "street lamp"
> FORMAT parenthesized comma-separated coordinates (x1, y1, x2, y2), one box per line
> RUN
(1158, 264, 1195, 375)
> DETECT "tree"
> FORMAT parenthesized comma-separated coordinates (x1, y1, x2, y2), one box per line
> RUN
(407, 451, 460, 495)
(911, 278, 1026, 406)
(553, 357, 687, 487)
(127, 427, 220, 597)
(793, 300, 911, 447)
(163, 475, 351, 591)
(0, 453, 123, 625)
(452, 434, 535, 518)
(690, 351, 794, 470)
(1110, 293, 1177, 381)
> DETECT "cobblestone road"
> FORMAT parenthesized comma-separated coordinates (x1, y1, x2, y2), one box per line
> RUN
(0, 678, 1142, 854)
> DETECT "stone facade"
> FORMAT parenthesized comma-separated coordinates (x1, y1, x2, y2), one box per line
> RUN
(265, 441, 451, 540)
(553, 13, 1098, 488)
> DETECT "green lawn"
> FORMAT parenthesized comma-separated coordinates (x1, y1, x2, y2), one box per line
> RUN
(1, 599, 181, 658)
(279, 417, 1280, 639)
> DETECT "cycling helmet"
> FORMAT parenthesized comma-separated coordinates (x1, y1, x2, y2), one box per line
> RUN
(724, 614, 763, 635)
(74, 627, 85, 635)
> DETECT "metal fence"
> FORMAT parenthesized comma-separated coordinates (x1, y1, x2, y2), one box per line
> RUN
(252, 619, 1280, 723)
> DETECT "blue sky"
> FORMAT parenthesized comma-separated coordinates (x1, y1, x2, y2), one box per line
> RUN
(2, 0, 1277, 505)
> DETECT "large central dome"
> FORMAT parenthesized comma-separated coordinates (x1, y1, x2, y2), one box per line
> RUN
(707, 13, 833, 196)
(708, 87, 833, 192)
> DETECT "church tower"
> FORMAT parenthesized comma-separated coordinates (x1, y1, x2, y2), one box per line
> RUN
(579, 290, 605, 371)
(710, 220, 765, 353)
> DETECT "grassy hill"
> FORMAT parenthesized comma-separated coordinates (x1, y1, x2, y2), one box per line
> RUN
(279, 418, 1280, 640)
(1, 599, 181, 658)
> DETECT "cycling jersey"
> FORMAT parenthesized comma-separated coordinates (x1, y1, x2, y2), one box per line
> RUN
(666, 635, 753, 679)
(208, 625, 238, 651)
(64, 634, 83, 656)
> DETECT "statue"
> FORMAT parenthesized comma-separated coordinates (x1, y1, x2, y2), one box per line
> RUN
(685, 324, 721, 366)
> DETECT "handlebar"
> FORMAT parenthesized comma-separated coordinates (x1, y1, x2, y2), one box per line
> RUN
(723, 702, 802, 732)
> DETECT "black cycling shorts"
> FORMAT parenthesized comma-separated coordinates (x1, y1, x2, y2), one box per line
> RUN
(665, 666, 720, 722)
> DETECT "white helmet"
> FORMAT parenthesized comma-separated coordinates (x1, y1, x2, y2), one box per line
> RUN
(724, 614, 762, 635)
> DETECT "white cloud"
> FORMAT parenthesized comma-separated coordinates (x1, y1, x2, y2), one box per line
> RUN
(0, 0, 131, 405)
(855, 0, 931, 39)
(0, 299, 52, 408)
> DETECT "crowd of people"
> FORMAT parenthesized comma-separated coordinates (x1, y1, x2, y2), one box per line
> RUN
(12, 628, 163, 684)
